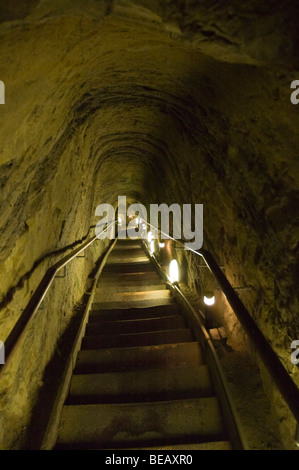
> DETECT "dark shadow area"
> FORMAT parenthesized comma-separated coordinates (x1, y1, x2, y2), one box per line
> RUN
(22, 243, 114, 450)
(22, 294, 88, 450)
(0, 0, 39, 23)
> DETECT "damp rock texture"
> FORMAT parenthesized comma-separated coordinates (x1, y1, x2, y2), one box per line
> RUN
(0, 0, 298, 449)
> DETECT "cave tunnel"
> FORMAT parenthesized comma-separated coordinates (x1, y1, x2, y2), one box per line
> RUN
(0, 0, 299, 452)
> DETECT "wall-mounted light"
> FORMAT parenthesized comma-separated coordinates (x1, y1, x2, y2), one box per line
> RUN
(204, 292, 215, 306)
(159, 242, 165, 248)
(169, 259, 179, 283)
(147, 231, 152, 243)
(118, 216, 122, 223)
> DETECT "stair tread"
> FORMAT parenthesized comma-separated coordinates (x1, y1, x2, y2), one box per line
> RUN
(95, 289, 172, 300)
(129, 441, 233, 450)
(96, 284, 166, 293)
(94, 297, 175, 310)
(114, 241, 142, 247)
(82, 328, 193, 349)
(75, 342, 204, 373)
(113, 248, 143, 253)
(102, 263, 156, 273)
(104, 260, 151, 267)
(100, 271, 160, 278)
(107, 257, 150, 265)
(94, 287, 174, 309)
(89, 305, 182, 321)
(69, 365, 212, 404)
(98, 277, 163, 283)
(87, 314, 186, 328)
(86, 315, 186, 334)
(56, 397, 224, 449)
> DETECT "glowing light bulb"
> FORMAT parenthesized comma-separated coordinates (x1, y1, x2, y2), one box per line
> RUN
(169, 259, 179, 283)
(159, 242, 165, 248)
(204, 292, 215, 306)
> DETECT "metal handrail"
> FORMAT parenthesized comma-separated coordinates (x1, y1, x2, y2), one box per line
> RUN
(141, 237, 248, 449)
(40, 237, 118, 450)
(139, 217, 299, 443)
(0, 220, 116, 375)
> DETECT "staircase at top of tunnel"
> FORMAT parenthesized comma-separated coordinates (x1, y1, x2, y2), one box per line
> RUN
(55, 238, 233, 450)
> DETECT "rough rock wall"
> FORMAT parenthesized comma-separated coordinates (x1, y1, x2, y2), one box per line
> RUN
(0, 0, 298, 449)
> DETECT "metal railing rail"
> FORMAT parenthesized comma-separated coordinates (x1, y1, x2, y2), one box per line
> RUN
(141, 238, 248, 449)
(139, 222, 247, 449)
(40, 236, 118, 449)
(139, 217, 299, 444)
(0, 220, 116, 376)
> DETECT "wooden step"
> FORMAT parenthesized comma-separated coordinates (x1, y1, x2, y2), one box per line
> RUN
(94, 290, 173, 301)
(93, 289, 174, 310)
(68, 365, 213, 404)
(85, 315, 186, 335)
(107, 255, 150, 264)
(94, 297, 175, 310)
(102, 262, 155, 273)
(89, 305, 182, 321)
(99, 272, 161, 282)
(114, 240, 142, 248)
(96, 283, 166, 293)
(113, 245, 142, 251)
(74, 342, 203, 374)
(56, 397, 224, 449)
(98, 275, 163, 285)
(130, 441, 233, 450)
(113, 242, 143, 248)
(110, 253, 146, 260)
(82, 328, 193, 349)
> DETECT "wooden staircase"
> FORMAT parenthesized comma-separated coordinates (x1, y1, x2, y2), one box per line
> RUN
(55, 239, 232, 450)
